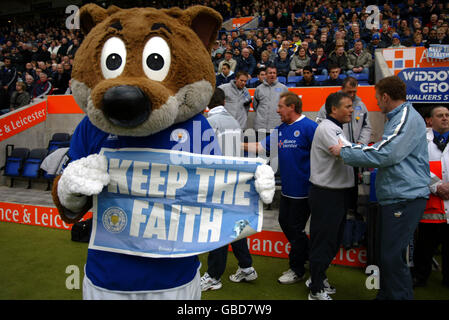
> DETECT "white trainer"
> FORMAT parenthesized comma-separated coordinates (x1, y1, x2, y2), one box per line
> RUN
(278, 269, 304, 284)
(200, 272, 222, 291)
(305, 277, 336, 294)
(229, 267, 258, 282)
(308, 289, 333, 300)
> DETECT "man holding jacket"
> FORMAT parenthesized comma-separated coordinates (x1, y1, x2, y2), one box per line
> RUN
(329, 76, 430, 300)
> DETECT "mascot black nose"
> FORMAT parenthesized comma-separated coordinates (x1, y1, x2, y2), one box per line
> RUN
(102, 85, 151, 128)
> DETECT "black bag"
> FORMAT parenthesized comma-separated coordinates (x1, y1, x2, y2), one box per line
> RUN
(71, 218, 92, 243)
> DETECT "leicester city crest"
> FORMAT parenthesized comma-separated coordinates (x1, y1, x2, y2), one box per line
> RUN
(102, 207, 127, 233)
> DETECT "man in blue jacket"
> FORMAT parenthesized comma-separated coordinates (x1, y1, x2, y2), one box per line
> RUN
(329, 76, 430, 300)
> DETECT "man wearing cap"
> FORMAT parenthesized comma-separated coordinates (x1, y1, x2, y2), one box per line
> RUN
(388, 33, 406, 48)
(218, 50, 237, 73)
(367, 33, 387, 58)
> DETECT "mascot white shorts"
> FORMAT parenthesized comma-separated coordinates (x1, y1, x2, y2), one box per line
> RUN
(82, 268, 201, 300)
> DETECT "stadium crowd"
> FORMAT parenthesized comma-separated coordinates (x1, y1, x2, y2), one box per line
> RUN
(0, 0, 448, 112)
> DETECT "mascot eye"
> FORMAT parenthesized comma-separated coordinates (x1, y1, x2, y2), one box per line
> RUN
(142, 37, 171, 81)
(101, 37, 127, 79)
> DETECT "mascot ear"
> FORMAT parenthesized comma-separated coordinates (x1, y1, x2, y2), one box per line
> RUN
(180, 6, 223, 52)
(79, 3, 117, 35)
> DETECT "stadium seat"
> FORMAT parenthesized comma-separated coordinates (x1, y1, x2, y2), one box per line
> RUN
(277, 76, 286, 84)
(2, 147, 30, 187)
(315, 75, 328, 82)
(248, 78, 258, 85)
(352, 73, 369, 82)
(339, 74, 347, 80)
(286, 83, 297, 87)
(47, 132, 71, 153)
(287, 76, 302, 84)
(22, 148, 49, 189)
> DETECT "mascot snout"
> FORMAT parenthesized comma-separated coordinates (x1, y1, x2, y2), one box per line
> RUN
(102, 85, 151, 128)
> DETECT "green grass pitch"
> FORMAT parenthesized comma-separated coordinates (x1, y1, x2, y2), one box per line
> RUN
(1, 222, 448, 300)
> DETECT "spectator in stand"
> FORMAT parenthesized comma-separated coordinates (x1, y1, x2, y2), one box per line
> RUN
(48, 40, 60, 57)
(328, 46, 348, 75)
(58, 37, 70, 57)
(9, 81, 30, 111)
(296, 66, 317, 87)
(24, 74, 35, 96)
(32, 72, 52, 99)
(426, 14, 439, 31)
(289, 47, 311, 77)
(257, 50, 273, 71)
(310, 46, 328, 76)
(212, 48, 224, 73)
(52, 63, 70, 95)
(388, 33, 406, 48)
(218, 50, 237, 73)
(321, 65, 343, 86)
(427, 29, 438, 45)
(248, 68, 266, 89)
(274, 49, 290, 78)
(412, 33, 425, 47)
(427, 27, 449, 45)
(236, 47, 256, 78)
(216, 62, 235, 88)
(317, 34, 333, 55)
(347, 40, 372, 77)
(0, 57, 17, 108)
(67, 38, 80, 58)
(367, 33, 387, 58)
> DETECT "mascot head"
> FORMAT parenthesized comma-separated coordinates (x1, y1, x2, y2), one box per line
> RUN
(72, 4, 222, 136)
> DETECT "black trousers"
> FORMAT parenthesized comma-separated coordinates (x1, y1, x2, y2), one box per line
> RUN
(278, 195, 310, 276)
(206, 238, 252, 279)
(308, 185, 351, 294)
(377, 198, 426, 300)
(412, 222, 449, 285)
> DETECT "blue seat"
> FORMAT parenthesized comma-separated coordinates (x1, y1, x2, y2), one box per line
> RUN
(277, 76, 286, 84)
(339, 74, 347, 80)
(352, 73, 369, 82)
(2, 147, 30, 187)
(287, 76, 302, 83)
(248, 78, 258, 85)
(48, 133, 71, 153)
(286, 83, 297, 87)
(22, 148, 48, 188)
(315, 75, 328, 82)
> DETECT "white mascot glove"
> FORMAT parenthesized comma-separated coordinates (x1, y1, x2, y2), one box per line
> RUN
(254, 164, 275, 204)
(57, 154, 110, 212)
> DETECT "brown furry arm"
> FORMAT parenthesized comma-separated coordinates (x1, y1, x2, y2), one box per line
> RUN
(52, 175, 93, 224)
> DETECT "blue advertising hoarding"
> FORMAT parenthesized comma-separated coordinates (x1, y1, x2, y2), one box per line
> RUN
(398, 67, 449, 103)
